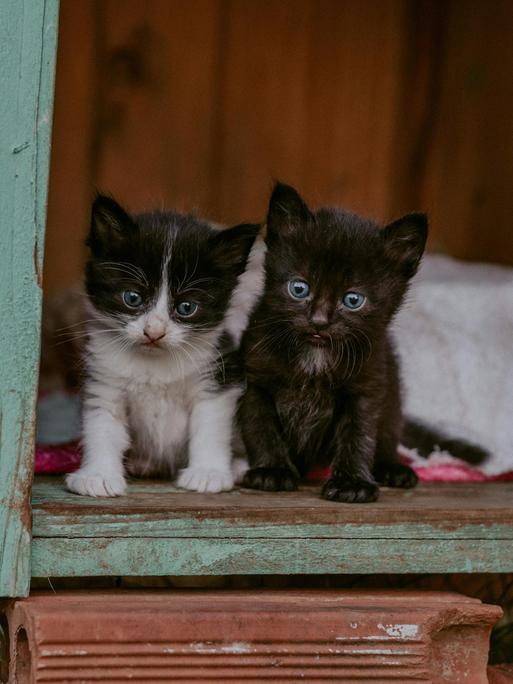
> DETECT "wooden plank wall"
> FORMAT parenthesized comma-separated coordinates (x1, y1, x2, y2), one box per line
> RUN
(44, 0, 513, 294)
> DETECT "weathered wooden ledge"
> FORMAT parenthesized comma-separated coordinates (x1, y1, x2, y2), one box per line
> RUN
(31, 478, 513, 577)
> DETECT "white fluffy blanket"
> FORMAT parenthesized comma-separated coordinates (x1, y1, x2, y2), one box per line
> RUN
(394, 255, 513, 475)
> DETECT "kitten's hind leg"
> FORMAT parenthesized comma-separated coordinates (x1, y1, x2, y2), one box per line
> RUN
(370, 344, 417, 489)
(240, 384, 299, 492)
(373, 412, 418, 489)
(373, 460, 418, 488)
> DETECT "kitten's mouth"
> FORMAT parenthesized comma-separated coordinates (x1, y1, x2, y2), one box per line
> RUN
(307, 333, 329, 347)
(141, 340, 165, 350)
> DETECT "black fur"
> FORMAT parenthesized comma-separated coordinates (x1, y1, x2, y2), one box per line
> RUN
(239, 183, 428, 503)
(402, 418, 489, 465)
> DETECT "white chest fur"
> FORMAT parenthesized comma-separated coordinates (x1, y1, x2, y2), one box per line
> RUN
(125, 372, 205, 474)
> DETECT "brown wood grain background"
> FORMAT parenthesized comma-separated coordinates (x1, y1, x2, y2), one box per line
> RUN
(44, 0, 513, 293)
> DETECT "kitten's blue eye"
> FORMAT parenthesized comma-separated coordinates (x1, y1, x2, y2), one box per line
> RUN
(288, 279, 310, 299)
(123, 290, 143, 308)
(342, 291, 366, 310)
(175, 301, 198, 318)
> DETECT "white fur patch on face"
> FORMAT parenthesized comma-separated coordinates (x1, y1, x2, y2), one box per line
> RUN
(300, 347, 329, 375)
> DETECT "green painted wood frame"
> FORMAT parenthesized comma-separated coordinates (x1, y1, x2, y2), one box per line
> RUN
(0, 0, 60, 597)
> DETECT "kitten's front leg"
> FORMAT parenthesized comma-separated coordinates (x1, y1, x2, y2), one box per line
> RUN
(322, 397, 379, 503)
(176, 387, 240, 493)
(240, 383, 299, 491)
(66, 387, 129, 497)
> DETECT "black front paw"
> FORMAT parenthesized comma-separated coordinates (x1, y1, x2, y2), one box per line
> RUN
(321, 477, 379, 503)
(374, 462, 418, 489)
(242, 466, 299, 492)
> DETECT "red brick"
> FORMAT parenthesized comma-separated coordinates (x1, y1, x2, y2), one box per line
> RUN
(5, 590, 501, 683)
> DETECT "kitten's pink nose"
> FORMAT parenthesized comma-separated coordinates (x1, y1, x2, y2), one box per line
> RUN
(143, 323, 166, 343)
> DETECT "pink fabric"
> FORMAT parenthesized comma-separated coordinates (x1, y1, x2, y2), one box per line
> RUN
(36, 385, 513, 481)
(412, 462, 489, 482)
(35, 443, 81, 474)
(36, 442, 513, 482)
(305, 459, 513, 484)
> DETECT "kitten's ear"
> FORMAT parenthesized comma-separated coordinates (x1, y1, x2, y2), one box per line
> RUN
(383, 212, 428, 278)
(87, 195, 135, 256)
(209, 223, 260, 277)
(266, 182, 311, 243)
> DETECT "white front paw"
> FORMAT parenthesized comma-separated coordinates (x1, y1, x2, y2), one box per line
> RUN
(66, 469, 127, 497)
(176, 467, 234, 493)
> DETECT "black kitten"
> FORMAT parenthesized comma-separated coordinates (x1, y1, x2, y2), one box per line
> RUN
(239, 183, 427, 503)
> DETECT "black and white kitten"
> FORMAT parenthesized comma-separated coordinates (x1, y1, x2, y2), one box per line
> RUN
(66, 196, 258, 497)
(239, 183, 428, 503)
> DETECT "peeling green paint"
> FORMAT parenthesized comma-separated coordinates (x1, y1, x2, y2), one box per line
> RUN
(0, 0, 59, 597)
(31, 536, 513, 578)
(31, 479, 513, 577)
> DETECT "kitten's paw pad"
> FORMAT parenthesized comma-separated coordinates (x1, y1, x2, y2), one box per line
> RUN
(242, 467, 299, 492)
(176, 467, 234, 493)
(375, 463, 418, 488)
(231, 457, 249, 484)
(65, 471, 126, 497)
(321, 478, 379, 503)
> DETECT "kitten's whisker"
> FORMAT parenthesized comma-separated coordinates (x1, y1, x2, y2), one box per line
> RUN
(182, 288, 216, 301)
(103, 261, 148, 283)
(169, 348, 186, 383)
(343, 339, 351, 379)
(248, 317, 295, 331)
(176, 340, 211, 380)
(184, 276, 222, 288)
(359, 330, 373, 359)
(57, 328, 121, 339)
(255, 326, 297, 357)
(250, 322, 296, 352)
(101, 262, 148, 287)
(186, 337, 226, 382)
(177, 248, 201, 295)
(350, 338, 358, 378)
(56, 318, 101, 331)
